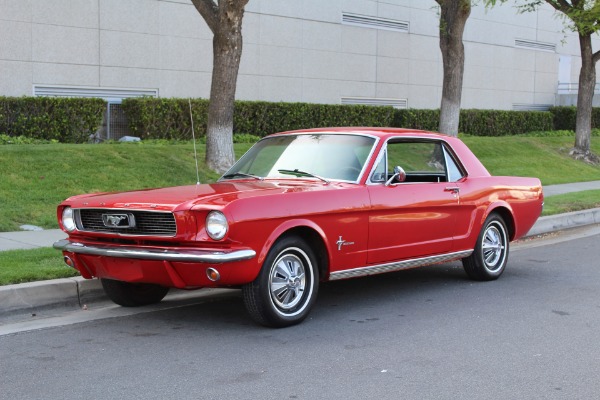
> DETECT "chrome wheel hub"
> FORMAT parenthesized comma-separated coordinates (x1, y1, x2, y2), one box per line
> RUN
(269, 254, 306, 310)
(482, 224, 505, 271)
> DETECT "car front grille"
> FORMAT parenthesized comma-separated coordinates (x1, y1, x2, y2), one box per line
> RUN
(75, 209, 177, 237)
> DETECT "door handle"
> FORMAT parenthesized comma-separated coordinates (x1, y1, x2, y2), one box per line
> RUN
(444, 186, 460, 194)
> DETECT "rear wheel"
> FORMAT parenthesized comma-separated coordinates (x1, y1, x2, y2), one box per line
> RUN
(242, 236, 319, 328)
(462, 213, 509, 281)
(101, 278, 169, 307)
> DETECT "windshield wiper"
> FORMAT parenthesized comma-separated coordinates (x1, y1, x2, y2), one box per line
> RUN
(221, 172, 263, 181)
(278, 169, 330, 184)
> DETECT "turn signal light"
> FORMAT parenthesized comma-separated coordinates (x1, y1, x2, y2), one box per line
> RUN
(63, 256, 75, 269)
(206, 267, 220, 282)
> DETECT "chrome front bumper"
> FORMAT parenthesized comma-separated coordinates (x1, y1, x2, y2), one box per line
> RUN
(53, 239, 256, 263)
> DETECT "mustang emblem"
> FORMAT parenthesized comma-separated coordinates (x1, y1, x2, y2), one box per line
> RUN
(336, 236, 355, 251)
(102, 213, 135, 228)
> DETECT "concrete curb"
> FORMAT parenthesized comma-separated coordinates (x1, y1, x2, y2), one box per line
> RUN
(1, 208, 599, 320)
(525, 207, 600, 237)
(0, 277, 104, 318)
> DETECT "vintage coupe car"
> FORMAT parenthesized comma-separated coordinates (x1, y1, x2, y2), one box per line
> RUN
(54, 128, 543, 327)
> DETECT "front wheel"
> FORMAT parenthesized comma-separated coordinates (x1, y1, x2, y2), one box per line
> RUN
(101, 278, 169, 307)
(242, 236, 319, 328)
(462, 214, 509, 281)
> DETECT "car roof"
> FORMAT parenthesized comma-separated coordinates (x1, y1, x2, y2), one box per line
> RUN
(269, 127, 452, 141)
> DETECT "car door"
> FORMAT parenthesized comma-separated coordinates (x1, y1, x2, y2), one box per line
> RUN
(366, 139, 460, 264)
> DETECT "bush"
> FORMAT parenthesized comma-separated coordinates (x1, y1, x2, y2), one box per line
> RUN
(123, 99, 397, 139)
(0, 96, 105, 143)
(121, 98, 209, 140)
(550, 106, 600, 130)
(395, 109, 440, 131)
(459, 109, 554, 136)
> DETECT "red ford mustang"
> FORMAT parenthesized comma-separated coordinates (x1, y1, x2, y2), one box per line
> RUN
(55, 128, 543, 327)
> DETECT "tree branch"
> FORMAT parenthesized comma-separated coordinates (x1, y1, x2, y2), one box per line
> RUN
(593, 49, 600, 64)
(191, 0, 219, 34)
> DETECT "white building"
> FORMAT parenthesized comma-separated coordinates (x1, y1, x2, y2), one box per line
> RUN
(0, 0, 596, 113)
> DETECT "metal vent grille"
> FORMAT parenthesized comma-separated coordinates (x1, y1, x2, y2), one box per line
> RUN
(342, 13, 409, 32)
(512, 103, 552, 111)
(342, 97, 408, 109)
(515, 39, 556, 52)
(33, 85, 158, 99)
(76, 209, 177, 237)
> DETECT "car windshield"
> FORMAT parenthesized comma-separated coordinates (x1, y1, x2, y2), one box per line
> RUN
(221, 133, 376, 182)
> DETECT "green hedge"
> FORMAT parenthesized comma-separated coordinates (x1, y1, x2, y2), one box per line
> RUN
(124, 98, 556, 139)
(121, 98, 209, 140)
(550, 106, 600, 130)
(122, 99, 397, 139)
(0, 97, 593, 143)
(459, 109, 554, 136)
(0, 97, 105, 143)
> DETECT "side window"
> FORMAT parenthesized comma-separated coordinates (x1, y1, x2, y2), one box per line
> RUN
(444, 146, 465, 182)
(369, 140, 464, 184)
(371, 150, 387, 182)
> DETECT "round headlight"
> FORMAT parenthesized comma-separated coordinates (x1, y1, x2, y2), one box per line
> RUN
(62, 207, 76, 232)
(206, 211, 228, 240)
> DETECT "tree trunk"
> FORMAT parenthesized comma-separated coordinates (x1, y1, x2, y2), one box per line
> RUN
(575, 33, 594, 155)
(437, 0, 471, 137)
(192, 0, 248, 174)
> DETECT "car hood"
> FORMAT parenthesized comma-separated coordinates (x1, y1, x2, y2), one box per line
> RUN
(63, 180, 343, 212)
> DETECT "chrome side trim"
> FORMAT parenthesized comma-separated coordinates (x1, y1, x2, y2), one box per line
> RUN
(329, 250, 473, 281)
(53, 239, 256, 264)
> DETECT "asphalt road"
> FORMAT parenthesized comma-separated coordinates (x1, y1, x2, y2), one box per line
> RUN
(1, 226, 599, 400)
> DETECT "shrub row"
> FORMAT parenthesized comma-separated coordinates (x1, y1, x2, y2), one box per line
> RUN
(0, 97, 105, 143)
(0, 96, 591, 142)
(123, 98, 555, 139)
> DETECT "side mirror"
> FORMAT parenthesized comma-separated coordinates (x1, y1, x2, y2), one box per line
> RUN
(385, 166, 406, 186)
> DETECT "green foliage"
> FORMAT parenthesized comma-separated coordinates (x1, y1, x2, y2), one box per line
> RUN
(121, 97, 210, 140)
(1, 97, 595, 143)
(0, 96, 105, 143)
(234, 101, 398, 136)
(233, 133, 261, 143)
(0, 247, 79, 285)
(0, 134, 58, 145)
(396, 109, 440, 131)
(550, 106, 600, 130)
(459, 109, 554, 136)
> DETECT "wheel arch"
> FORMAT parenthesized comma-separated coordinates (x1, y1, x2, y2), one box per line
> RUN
(258, 220, 331, 282)
(486, 205, 516, 241)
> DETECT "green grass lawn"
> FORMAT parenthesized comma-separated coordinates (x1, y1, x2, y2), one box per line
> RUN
(0, 142, 253, 231)
(0, 136, 599, 285)
(542, 189, 600, 216)
(0, 247, 78, 285)
(462, 136, 600, 184)
(0, 137, 598, 232)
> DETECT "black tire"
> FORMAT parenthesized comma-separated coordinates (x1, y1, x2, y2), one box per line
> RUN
(462, 213, 509, 281)
(101, 278, 169, 307)
(242, 236, 319, 328)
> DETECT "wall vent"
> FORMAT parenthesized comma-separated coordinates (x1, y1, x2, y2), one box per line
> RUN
(512, 103, 552, 111)
(514, 39, 556, 52)
(342, 13, 409, 33)
(342, 97, 408, 109)
(33, 85, 158, 100)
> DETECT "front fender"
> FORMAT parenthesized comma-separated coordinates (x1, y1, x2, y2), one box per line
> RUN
(256, 219, 331, 267)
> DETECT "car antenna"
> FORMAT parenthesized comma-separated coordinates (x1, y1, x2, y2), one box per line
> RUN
(189, 98, 201, 185)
